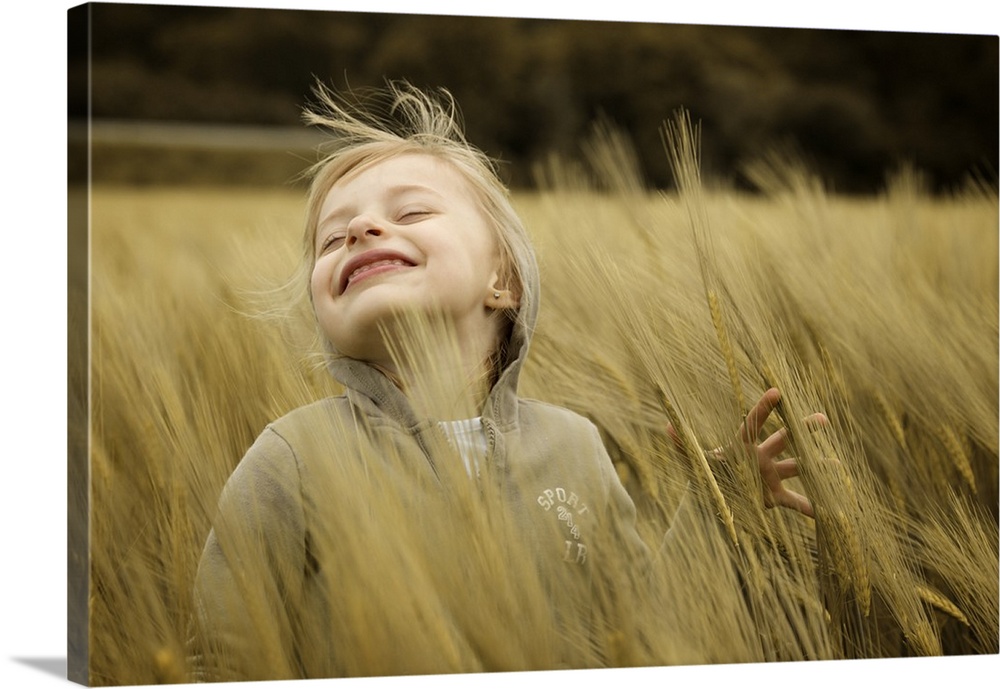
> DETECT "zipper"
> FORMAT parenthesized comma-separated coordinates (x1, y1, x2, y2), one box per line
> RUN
(413, 426, 441, 481)
(481, 416, 500, 494)
(483, 417, 498, 461)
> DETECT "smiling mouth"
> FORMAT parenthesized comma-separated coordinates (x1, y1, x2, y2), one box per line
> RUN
(342, 258, 414, 292)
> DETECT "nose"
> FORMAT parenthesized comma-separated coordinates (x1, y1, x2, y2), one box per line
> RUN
(345, 214, 384, 247)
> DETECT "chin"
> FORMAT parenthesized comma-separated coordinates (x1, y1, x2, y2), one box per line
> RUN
(319, 305, 413, 354)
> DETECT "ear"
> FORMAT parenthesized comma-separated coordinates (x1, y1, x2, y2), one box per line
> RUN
(485, 274, 520, 310)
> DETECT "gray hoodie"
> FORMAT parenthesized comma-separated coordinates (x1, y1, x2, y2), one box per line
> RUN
(193, 252, 660, 680)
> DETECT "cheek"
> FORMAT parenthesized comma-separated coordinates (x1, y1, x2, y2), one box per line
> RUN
(310, 259, 333, 302)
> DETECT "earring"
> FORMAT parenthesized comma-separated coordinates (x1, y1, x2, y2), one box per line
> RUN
(493, 291, 501, 299)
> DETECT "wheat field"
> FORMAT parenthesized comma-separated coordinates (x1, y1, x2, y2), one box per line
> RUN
(74, 126, 999, 685)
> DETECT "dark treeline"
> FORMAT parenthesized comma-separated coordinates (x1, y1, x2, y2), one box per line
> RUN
(69, 3, 998, 192)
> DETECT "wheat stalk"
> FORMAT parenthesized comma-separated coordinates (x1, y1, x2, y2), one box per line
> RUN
(656, 385, 739, 549)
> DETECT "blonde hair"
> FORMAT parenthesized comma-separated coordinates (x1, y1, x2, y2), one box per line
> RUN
(299, 81, 537, 347)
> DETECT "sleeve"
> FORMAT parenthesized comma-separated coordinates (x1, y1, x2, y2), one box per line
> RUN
(587, 422, 654, 569)
(192, 428, 308, 682)
(655, 487, 697, 559)
(603, 454, 654, 565)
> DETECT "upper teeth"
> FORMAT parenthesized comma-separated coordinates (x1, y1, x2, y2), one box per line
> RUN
(349, 258, 409, 282)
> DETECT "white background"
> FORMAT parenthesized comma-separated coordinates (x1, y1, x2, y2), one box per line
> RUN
(2, 1, 997, 687)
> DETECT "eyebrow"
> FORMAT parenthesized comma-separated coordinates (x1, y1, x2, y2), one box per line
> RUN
(318, 183, 445, 230)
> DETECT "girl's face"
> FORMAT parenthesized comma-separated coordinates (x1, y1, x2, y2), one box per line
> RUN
(310, 153, 511, 363)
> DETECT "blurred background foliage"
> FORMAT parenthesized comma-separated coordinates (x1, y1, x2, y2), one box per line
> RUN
(68, 3, 998, 192)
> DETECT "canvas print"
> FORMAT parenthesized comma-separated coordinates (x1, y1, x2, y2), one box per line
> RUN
(67, 2, 999, 686)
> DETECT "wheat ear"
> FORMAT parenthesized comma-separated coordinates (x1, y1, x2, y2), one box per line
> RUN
(915, 585, 971, 626)
(708, 289, 746, 413)
(939, 424, 976, 494)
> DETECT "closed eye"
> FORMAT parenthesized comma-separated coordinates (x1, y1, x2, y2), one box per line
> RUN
(398, 208, 432, 222)
(318, 232, 346, 254)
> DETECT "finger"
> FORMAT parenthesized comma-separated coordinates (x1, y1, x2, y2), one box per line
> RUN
(771, 489, 814, 519)
(757, 412, 830, 458)
(758, 428, 790, 459)
(805, 412, 829, 430)
(740, 388, 780, 445)
(666, 422, 680, 447)
(772, 457, 800, 480)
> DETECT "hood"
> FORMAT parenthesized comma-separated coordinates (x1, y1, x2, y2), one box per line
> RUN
(326, 250, 541, 430)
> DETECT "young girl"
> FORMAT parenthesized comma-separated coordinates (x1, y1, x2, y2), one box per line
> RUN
(194, 82, 821, 681)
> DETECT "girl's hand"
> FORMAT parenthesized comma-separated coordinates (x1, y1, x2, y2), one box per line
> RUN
(668, 387, 828, 518)
(739, 388, 827, 519)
